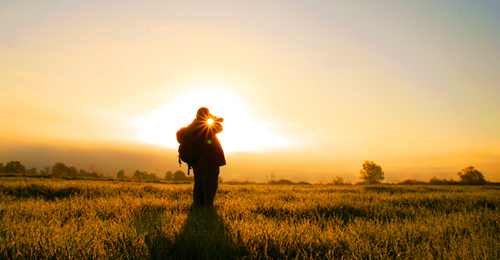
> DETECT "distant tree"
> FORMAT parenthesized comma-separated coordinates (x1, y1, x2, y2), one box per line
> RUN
(173, 170, 187, 181)
(132, 170, 158, 180)
(133, 170, 145, 179)
(429, 176, 444, 185)
(332, 175, 344, 185)
(0, 163, 5, 173)
(457, 166, 486, 184)
(88, 164, 100, 177)
(165, 171, 173, 181)
(218, 176, 223, 183)
(28, 167, 38, 175)
(359, 160, 385, 184)
(5, 161, 26, 174)
(67, 167, 78, 177)
(116, 169, 125, 179)
(52, 162, 68, 177)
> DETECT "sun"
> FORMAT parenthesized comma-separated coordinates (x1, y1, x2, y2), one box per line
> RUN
(206, 118, 214, 126)
(134, 86, 287, 153)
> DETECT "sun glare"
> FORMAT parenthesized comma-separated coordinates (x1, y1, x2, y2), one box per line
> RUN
(207, 118, 214, 126)
(135, 86, 287, 153)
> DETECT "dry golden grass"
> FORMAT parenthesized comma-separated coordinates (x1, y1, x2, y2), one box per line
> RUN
(1, 178, 499, 259)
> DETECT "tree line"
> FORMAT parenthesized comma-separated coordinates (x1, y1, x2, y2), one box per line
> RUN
(357, 160, 489, 185)
(0, 160, 490, 185)
(0, 161, 199, 182)
(0, 161, 108, 178)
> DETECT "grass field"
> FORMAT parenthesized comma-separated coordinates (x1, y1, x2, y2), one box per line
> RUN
(1, 178, 499, 259)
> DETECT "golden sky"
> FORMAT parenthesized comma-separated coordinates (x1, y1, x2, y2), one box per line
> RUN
(1, 1, 499, 182)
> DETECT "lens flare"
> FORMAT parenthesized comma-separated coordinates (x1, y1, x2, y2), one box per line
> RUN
(207, 118, 214, 125)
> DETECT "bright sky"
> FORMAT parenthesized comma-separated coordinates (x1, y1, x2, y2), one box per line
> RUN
(1, 1, 499, 182)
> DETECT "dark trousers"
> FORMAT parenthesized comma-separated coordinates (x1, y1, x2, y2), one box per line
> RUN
(192, 160, 220, 207)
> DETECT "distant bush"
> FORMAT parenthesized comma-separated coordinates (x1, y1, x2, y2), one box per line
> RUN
(268, 178, 294, 185)
(428, 176, 458, 185)
(116, 169, 126, 179)
(397, 178, 426, 185)
(165, 171, 173, 181)
(172, 170, 194, 182)
(329, 175, 347, 185)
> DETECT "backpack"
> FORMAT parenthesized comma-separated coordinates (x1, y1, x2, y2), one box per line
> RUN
(176, 126, 201, 175)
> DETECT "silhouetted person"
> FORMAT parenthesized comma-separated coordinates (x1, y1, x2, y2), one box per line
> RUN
(179, 107, 226, 208)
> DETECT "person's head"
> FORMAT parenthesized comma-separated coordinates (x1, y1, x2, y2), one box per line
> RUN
(196, 107, 211, 120)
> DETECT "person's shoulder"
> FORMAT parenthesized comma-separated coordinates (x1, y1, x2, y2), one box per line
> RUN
(186, 118, 207, 134)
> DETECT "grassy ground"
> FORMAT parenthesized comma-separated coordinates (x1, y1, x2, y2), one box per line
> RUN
(1, 178, 499, 259)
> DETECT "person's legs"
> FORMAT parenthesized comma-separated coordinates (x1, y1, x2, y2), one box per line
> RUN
(193, 160, 220, 207)
(201, 163, 220, 207)
(192, 166, 204, 206)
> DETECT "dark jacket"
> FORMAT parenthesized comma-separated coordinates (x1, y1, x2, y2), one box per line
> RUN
(186, 117, 226, 166)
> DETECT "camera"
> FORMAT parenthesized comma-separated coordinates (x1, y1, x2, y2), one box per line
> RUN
(206, 115, 224, 126)
(213, 116, 224, 123)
